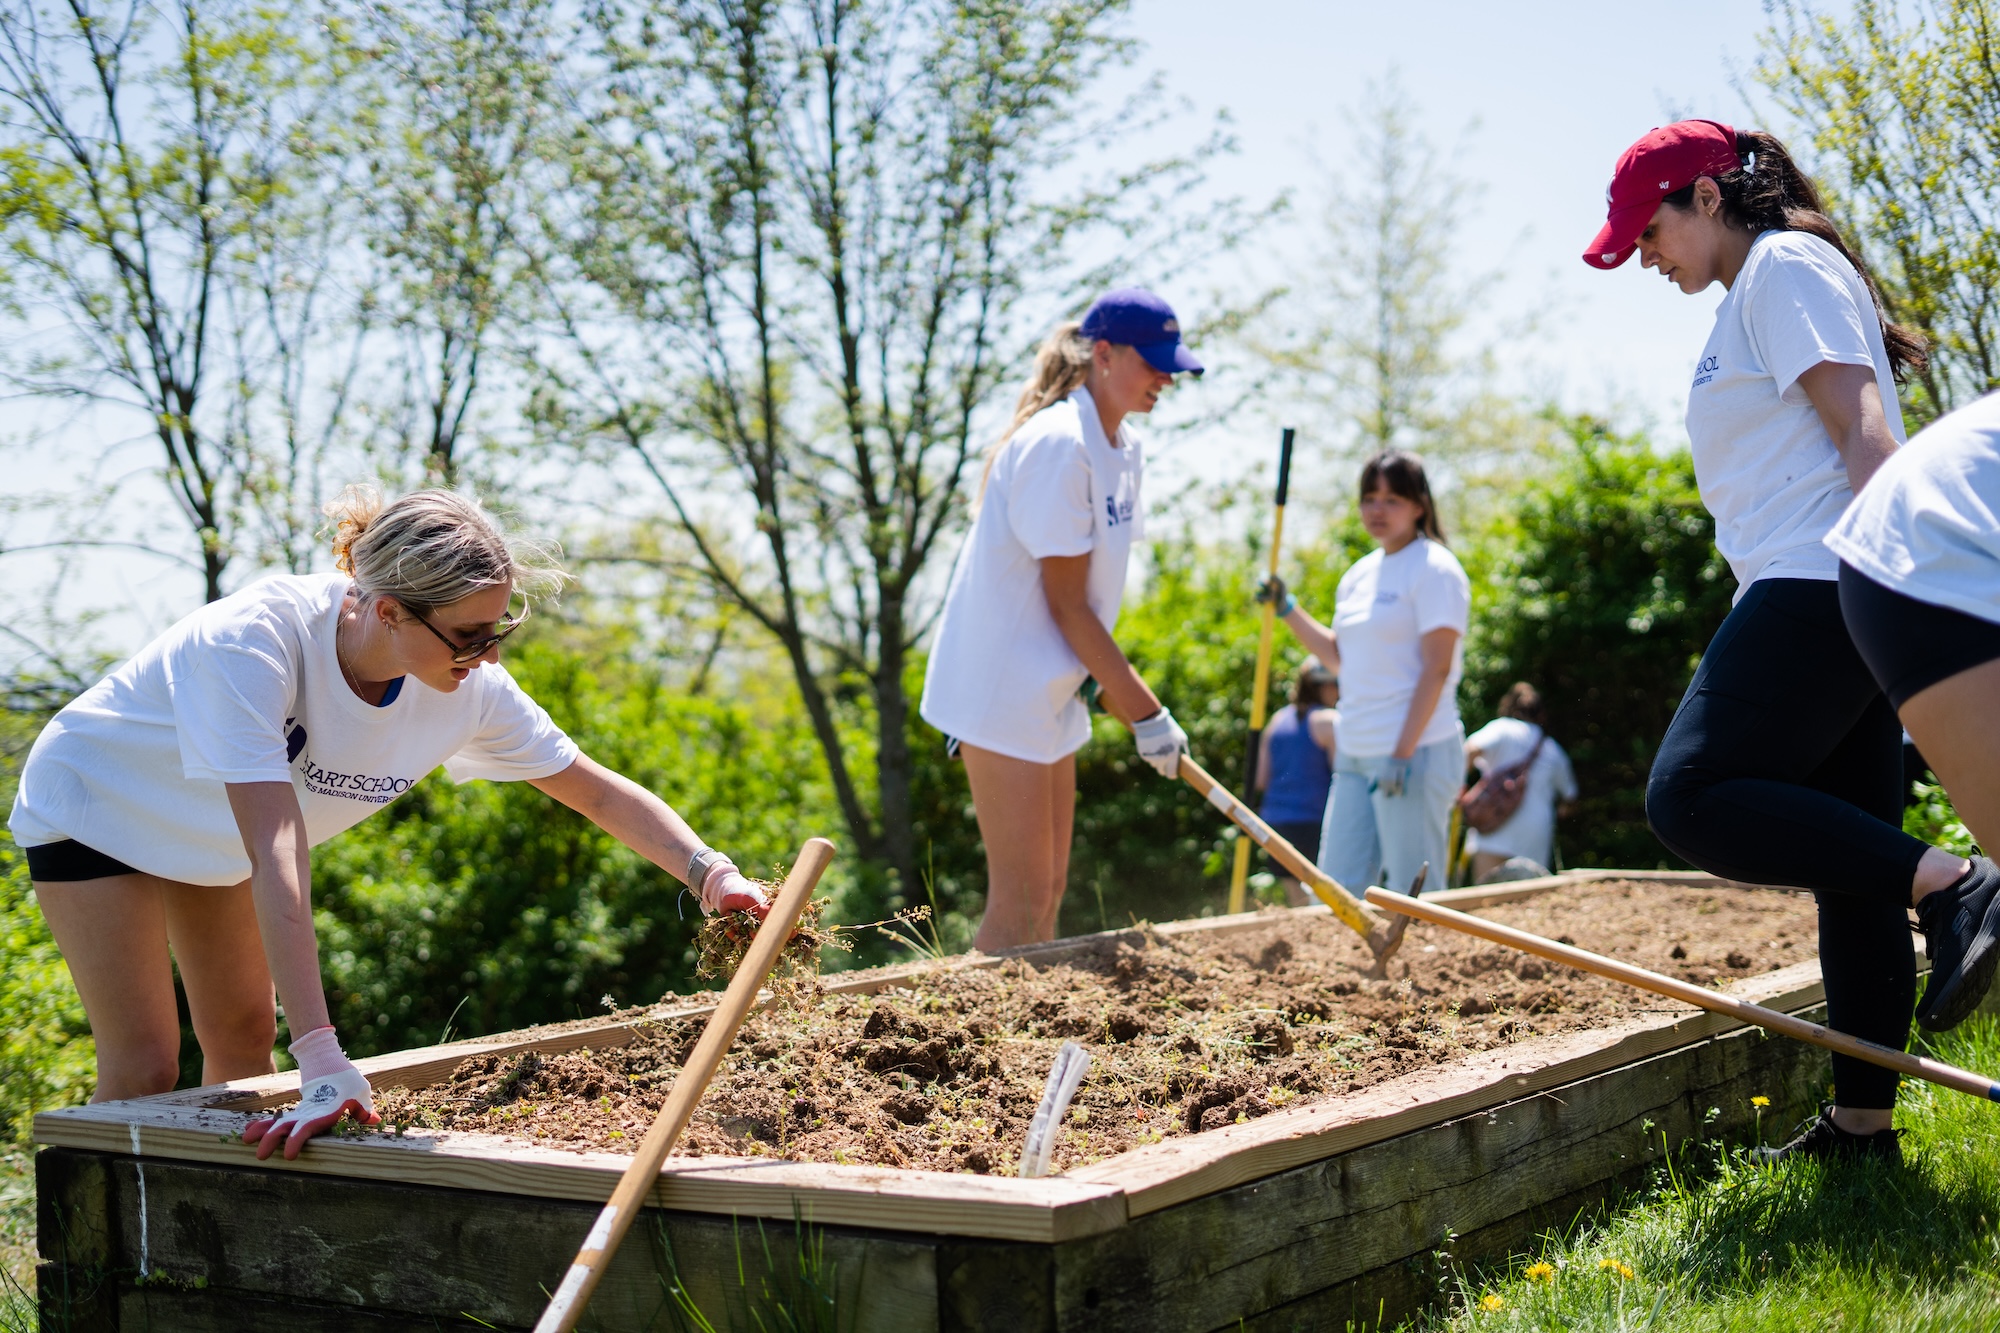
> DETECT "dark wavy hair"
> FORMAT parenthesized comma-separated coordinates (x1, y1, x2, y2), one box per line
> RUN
(1662, 129, 1926, 382)
(1358, 449, 1445, 545)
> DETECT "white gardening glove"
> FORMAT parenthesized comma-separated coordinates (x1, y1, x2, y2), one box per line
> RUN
(1133, 707, 1190, 779)
(242, 1026, 379, 1160)
(691, 848, 771, 919)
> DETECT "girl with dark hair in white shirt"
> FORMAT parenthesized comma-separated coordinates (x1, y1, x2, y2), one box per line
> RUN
(1261, 450, 1471, 901)
(1584, 120, 1989, 1165)
(11, 486, 769, 1158)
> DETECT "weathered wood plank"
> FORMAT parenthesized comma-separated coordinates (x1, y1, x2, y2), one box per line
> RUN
(1048, 1009, 1831, 1332)
(32, 1101, 1126, 1244)
(36, 1148, 943, 1333)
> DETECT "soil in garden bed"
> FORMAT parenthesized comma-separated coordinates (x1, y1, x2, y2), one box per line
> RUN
(371, 880, 1821, 1175)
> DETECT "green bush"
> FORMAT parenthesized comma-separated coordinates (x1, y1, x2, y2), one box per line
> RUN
(0, 842, 94, 1142)
(312, 624, 843, 1058)
(1460, 418, 1734, 869)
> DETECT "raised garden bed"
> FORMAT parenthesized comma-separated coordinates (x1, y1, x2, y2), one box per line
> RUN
(36, 871, 1919, 1331)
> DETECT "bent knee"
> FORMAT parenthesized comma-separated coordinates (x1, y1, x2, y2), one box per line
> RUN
(1644, 762, 1705, 845)
(192, 1008, 279, 1064)
(93, 1046, 183, 1102)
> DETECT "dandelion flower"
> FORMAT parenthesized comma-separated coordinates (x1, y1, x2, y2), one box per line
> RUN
(1598, 1259, 1635, 1279)
(1751, 1096, 1771, 1108)
(1525, 1262, 1556, 1283)
(1479, 1294, 1505, 1311)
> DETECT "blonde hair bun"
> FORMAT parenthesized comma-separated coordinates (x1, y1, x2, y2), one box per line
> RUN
(320, 484, 568, 609)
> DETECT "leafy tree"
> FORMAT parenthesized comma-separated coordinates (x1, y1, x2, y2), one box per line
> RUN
(0, 0, 367, 599)
(1262, 74, 1546, 490)
(536, 0, 1241, 900)
(1459, 416, 1733, 869)
(1760, 0, 2000, 423)
(348, 0, 560, 484)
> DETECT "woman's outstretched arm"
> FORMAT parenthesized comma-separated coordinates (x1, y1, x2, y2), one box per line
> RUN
(530, 755, 770, 915)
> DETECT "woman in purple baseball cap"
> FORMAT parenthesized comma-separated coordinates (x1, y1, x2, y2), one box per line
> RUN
(920, 289, 1202, 950)
(1585, 121, 1989, 1164)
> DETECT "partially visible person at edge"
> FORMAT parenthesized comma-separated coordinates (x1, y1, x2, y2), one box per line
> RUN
(9, 487, 771, 1159)
(1258, 451, 1470, 899)
(1462, 682, 1577, 884)
(919, 289, 1202, 951)
(1254, 660, 1339, 907)
(1831, 390, 2000, 1059)
(1584, 119, 1988, 1166)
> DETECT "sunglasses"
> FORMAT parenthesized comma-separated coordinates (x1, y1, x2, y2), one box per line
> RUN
(400, 598, 528, 664)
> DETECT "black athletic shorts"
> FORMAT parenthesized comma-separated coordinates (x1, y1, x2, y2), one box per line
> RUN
(1839, 562, 2000, 709)
(23, 839, 139, 882)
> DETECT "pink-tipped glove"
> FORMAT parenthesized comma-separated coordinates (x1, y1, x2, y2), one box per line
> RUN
(702, 861, 771, 920)
(242, 1026, 380, 1161)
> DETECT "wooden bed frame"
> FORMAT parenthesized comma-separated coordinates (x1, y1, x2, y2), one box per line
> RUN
(34, 870, 1891, 1331)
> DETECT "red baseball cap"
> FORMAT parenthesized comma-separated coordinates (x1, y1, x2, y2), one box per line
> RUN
(1582, 120, 1742, 270)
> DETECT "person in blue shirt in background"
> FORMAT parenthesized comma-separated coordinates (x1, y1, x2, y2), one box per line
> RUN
(1255, 661, 1339, 906)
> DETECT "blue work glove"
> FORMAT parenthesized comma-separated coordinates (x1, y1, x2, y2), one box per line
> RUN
(1373, 755, 1413, 798)
(1254, 575, 1297, 618)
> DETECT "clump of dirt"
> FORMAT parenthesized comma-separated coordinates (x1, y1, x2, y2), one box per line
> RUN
(373, 881, 1818, 1176)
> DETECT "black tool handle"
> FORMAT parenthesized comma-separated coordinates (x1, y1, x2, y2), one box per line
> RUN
(1275, 428, 1295, 507)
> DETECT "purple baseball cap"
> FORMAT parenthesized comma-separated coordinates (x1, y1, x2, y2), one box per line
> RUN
(1079, 288, 1205, 376)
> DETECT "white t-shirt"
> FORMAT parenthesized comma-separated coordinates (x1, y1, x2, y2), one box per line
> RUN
(1685, 229, 1906, 599)
(1828, 390, 2000, 624)
(919, 386, 1143, 763)
(9, 573, 579, 886)
(1462, 717, 1578, 864)
(1330, 537, 1470, 757)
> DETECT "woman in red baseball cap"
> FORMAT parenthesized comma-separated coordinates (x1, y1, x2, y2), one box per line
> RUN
(920, 290, 1202, 951)
(1585, 121, 1991, 1165)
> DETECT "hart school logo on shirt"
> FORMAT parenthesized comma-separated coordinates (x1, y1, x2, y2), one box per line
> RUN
(1104, 492, 1136, 527)
(294, 748, 418, 804)
(1692, 354, 1721, 388)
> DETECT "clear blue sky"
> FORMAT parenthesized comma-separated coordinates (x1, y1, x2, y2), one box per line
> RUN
(1121, 0, 1779, 433)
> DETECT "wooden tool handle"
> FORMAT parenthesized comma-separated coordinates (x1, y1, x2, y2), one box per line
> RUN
(1229, 427, 1297, 916)
(1361, 884, 2000, 1103)
(1182, 754, 1382, 941)
(534, 837, 838, 1333)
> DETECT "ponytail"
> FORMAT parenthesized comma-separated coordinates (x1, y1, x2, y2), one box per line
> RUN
(1664, 129, 1927, 382)
(977, 322, 1094, 502)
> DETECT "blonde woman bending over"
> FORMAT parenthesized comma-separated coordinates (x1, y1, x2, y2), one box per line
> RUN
(921, 290, 1204, 950)
(11, 487, 769, 1158)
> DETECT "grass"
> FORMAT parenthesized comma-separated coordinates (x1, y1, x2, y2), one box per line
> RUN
(1419, 1014, 2000, 1332)
(1, 1151, 36, 1332)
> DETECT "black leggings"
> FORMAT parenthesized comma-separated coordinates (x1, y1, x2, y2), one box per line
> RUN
(1646, 578, 1927, 1109)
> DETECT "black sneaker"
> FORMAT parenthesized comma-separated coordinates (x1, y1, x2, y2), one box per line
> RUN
(1915, 855, 2000, 1033)
(1748, 1103, 1902, 1167)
